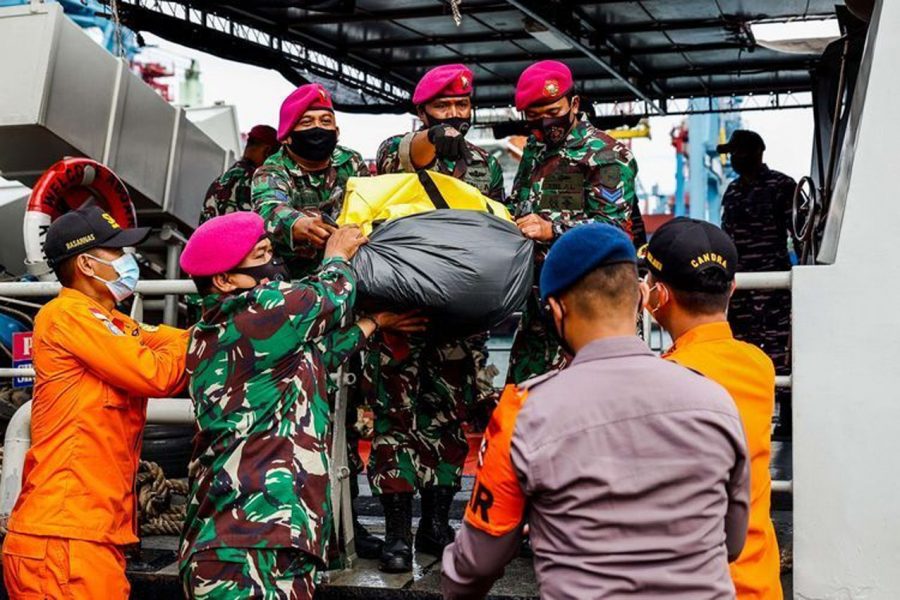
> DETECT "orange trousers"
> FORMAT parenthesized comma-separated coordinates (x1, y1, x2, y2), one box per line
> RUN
(2, 532, 129, 599)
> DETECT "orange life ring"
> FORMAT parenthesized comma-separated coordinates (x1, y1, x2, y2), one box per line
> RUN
(23, 158, 137, 281)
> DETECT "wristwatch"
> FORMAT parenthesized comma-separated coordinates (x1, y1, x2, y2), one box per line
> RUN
(551, 220, 566, 240)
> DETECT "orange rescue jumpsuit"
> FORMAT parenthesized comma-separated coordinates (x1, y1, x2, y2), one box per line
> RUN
(665, 321, 783, 600)
(2, 288, 188, 599)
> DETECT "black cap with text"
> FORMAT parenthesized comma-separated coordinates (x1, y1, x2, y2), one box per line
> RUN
(640, 217, 737, 291)
(44, 205, 150, 267)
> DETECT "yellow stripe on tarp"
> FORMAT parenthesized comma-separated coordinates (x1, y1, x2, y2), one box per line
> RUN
(337, 170, 512, 236)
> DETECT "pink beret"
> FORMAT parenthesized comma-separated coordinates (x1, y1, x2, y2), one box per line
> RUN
(277, 83, 334, 141)
(181, 212, 266, 277)
(412, 64, 474, 106)
(515, 60, 574, 111)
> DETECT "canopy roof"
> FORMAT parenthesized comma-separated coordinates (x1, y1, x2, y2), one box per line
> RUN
(116, 0, 843, 114)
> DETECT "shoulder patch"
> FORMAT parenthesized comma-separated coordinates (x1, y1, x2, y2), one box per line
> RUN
(465, 384, 529, 536)
(88, 307, 126, 336)
(139, 323, 160, 333)
(518, 369, 561, 391)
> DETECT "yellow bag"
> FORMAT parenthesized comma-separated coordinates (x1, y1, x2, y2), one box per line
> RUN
(336, 170, 512, 236)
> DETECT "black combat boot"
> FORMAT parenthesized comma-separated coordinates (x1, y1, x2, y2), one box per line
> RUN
(350, 471, 384, 559)
(379, 493, 413, 573)
(353, 511, 385, 559)
(415, 486, 457, 555)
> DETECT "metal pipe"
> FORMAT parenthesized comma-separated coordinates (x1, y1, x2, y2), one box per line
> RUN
(0, 280, 198, 297)
(0, 400, 32, 516)
(0, 398, 194, 516)
(735, 271, 792, 290)
(771, 479, 793, 494)
(0, 368, 36, 378)
(0, 273, 789, 299)
(162, 224, 183, 326)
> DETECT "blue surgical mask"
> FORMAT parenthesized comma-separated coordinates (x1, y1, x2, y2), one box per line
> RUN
(88, 253, 140, 302)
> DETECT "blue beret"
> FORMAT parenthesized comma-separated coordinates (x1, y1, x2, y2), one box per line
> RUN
(540, 223, 636, 303)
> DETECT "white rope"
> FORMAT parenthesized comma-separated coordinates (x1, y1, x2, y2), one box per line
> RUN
(451, 0, 462, 26)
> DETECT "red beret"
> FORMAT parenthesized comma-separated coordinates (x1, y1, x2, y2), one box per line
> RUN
(181, 212, 266, 277)
(413, 64, 474, 106)
(277, 84, 334, 141)
(515, 60, 574, 111)
(247, 124, 277, 146)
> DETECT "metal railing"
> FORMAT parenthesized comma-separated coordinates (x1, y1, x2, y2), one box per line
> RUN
(0, 270, 796, 514)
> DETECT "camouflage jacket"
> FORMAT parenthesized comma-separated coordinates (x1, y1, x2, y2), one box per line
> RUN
(199, 158, 257, 225)
(376, 132, 505, 202)
(252, 145, 370, 276)
(508, 118, 638, 247)
(721, 165, 796, 272)
(180, 257, 366, 567)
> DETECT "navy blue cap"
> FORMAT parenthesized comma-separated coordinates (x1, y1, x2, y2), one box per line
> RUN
(540, 223, 636, 303)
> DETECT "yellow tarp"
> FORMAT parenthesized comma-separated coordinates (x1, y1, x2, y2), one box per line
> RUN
(336, 170, 512, 236)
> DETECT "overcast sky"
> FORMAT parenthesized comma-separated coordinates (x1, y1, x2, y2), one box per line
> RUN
(141, 33, 816, 201)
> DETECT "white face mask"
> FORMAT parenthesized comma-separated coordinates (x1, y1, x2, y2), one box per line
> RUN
(88, 253, 140, 302)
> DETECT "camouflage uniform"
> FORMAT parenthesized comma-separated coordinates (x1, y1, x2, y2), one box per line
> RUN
(198, 159, 257, 225)
(182, 547, 315, 600)
(721, 164, 795, 433)
(375, 133, 506, 202)
(363, 334, 476, 495)
(363, 133, 502, 495)
(506, 117, 638, 384)
(179, 257, 366, 597)
(251, 145, 370, 278)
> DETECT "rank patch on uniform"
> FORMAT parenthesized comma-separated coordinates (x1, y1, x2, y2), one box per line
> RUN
(600, 186, 624, 203)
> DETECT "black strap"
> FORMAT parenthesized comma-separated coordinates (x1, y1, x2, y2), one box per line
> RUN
(417, 170, 450, 210)
(485, 202, 495, 215)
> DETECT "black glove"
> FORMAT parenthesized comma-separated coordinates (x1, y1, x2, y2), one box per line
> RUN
(427, 124, 466, 161)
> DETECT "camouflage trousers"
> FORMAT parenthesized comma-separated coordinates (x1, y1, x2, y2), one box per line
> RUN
(729, 288, 792, 431)
(182, 547, 317, 600)
(506, 292, 568, 385)
(363, 333, 480, 495)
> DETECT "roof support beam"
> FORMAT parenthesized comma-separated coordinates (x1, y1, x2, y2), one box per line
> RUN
(386, 41, 750, 67)
(503, 0, 665, 113)
(607, 14, 836, 35)
(390, 49, 584, 68)
(277, 2, 511, 26)
(345, 30, 530, 50)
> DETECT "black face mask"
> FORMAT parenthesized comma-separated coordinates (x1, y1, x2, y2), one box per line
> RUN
(425, 115, 471, 137)
(527, 112, 574, 147)
(288, 127, 338, 162)
(230, 255, 289, 287)
(542, 299, 575, 357)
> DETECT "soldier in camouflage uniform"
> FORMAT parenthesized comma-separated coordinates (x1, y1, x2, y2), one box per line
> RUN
(718, 129, 795, 439)
(366, 64, 503, 573)
(250, 83, 386, 559)
(506, 60, 639, 385)
(198, 125, 278, 225)
(252, 84, 370, 279)
(178, 212, 423, 600)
